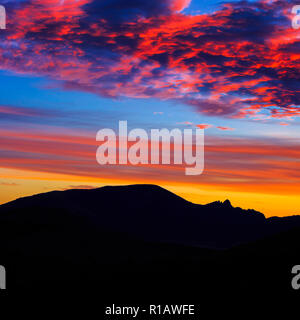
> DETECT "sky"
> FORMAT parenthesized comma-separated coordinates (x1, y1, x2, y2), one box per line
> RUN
(0, 0, 299, 216)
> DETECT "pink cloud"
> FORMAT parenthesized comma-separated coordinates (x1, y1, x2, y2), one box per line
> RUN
(216, 126, 235, 131)
(197, 124, 213, 130)
(170, 0, 192, 12)
(0, 0, 299, 121)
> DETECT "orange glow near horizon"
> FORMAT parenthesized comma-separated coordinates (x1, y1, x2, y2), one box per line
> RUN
(0, 166, 299, 218)
(0, 125, 299, 217)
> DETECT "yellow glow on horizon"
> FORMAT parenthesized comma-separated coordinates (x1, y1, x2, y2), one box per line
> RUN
(0, 167, 299, 217)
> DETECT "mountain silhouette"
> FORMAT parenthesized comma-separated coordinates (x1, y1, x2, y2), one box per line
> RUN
(0, 184, 298, 248)
(0, 184, 299, 295)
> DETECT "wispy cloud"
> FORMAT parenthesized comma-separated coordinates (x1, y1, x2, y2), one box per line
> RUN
(0, 182, 19, 186)
(0, 126, 299, 195)
(216, 126, 235, 131)
(67, 185, 96, 190)
(197, 124, 213, 130)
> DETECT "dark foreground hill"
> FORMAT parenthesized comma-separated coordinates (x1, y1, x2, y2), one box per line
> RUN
(1, 184, 299, 248)
(0, 184, 299, 301)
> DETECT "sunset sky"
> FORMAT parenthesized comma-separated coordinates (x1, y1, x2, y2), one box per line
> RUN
(0, 0, 299, 217)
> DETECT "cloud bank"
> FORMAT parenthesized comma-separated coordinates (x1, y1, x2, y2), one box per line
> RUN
(0, 0, 299, 120)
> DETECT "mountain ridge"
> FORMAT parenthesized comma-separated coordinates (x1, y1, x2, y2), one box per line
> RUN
(0, 184, 265, 218)
(0, 184, 299, 249)
(0, 184, 299, 293)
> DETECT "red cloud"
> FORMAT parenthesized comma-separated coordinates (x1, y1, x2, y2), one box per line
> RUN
(216, 126, 235, 131)
(170, 0, 192, 12)
(197, 124, 213, 130)
(0, 0, 299, 121)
